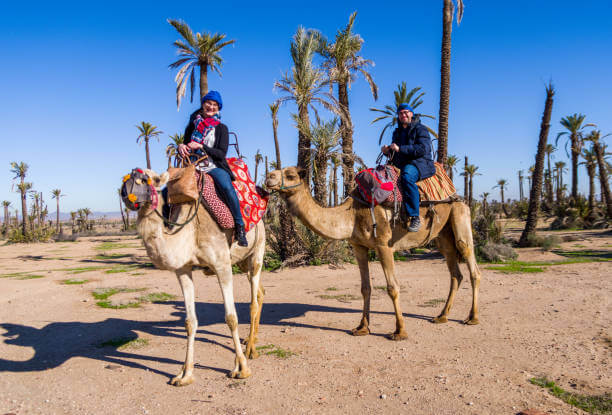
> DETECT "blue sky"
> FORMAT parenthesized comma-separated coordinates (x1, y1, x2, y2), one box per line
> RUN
(1, 1, 611, 213)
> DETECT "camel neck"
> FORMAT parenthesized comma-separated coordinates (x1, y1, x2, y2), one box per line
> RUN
(284, 185, 355, 240)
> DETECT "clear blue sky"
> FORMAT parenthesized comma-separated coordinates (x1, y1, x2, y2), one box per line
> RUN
(1, 0, 611, 213)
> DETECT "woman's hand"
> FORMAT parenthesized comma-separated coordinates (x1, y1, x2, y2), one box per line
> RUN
(178, 144, 190, 158)
(187, 141, 203, 151)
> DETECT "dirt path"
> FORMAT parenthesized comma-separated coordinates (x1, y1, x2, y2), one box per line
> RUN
(0, 230, 610, 414)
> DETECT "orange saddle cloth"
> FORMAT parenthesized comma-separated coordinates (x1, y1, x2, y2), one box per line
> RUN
(383, 162, 457, 205)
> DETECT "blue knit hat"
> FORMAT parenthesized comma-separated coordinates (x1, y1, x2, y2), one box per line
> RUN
(397, 103, 413, 114)
(201, 90, 223, 110)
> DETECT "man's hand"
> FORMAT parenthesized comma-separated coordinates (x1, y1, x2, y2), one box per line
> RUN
(381, 145, 390, 155)
(389, 143, 399, 152)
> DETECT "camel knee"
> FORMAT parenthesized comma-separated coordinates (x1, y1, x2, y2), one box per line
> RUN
(387, 285, 399, 300)
(361, 285, 371, 298)
(226, 314, 238, 331)
(185, 317, 197, 336)
(455, 239, 473, 260)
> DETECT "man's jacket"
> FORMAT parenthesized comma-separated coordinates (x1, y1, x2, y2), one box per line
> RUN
(390, 118, 436, 180)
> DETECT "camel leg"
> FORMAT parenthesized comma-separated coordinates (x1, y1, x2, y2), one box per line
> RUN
(170, 267, 197, 386)
(215, 263, 251, 379)
(350, 244, 371, 336)
(244, 258, 264, 359)
(376, 246, 408, 340)
(451, 203, 481, 325)
(433, 227, 464, 324)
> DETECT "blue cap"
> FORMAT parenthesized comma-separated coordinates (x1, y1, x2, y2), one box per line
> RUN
(397, 103, 413, 114)
(201, 90, 223, 110)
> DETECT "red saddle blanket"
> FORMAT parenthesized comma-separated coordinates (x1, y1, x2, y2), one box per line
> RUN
(197, 158, 268, 231)
(381, 162, 457, 205)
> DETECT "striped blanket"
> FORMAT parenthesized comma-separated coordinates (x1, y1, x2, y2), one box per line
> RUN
(383, 162, 457, 205)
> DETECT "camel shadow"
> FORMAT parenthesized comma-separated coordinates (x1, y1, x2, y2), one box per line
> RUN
(0, 301, 439, 379)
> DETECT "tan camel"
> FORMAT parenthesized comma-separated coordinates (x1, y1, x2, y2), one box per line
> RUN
(266, 167, 481, 340)
(123, 169, 266, 386)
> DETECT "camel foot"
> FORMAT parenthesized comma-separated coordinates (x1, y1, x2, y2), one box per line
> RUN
(387, 330, 408, 341)
(432, 315, 448, 324)
(229, 366, 251, 379)
(170, 374, 194, 386)
(463, 317, 479, 325)
(242, 336, 258, 346)
(245, 344, 259, 359)
(350, 326, 370, 336)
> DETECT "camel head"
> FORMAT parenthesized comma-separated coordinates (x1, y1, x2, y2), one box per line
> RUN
(265, 166, 306, 195)
(121, 168, 169, 211)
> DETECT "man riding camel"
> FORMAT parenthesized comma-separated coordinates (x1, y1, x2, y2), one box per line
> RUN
(381, 104, 436, 232)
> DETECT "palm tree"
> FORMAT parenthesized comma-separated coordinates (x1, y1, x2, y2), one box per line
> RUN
(320, 11, 378, 197)
(69, 211, 77, 233)
(51, 189, 64, 233)
(10, 161, 29, 236)
(167, 19, 235, 109)
(554, 161, 567, 202)
(480, 192, 490, 216)
(117, 189, 127, 231)
(253, 150, 263, 185)
(462, 164, 481, 208)
(584, 130, 612, 218)
(269, 102, 282, 169)
(330, 153, 342, 207)
(544, 144, 556, 205)
(275, 27, 337, 186)
(556, 113, 595, 201)
(370, 83, 436, 144)
(2, 201, 11, 234)
(136, 121, 163, 170)
(82, 208, 92, 231)
(462, 156, 469, 200)
(437, 0, 464, 167)
(518, 170, 524, 201)
(579, 147, 598, 215)
(166, 133, 184, 168)
(519, 83, 555, 247)
(494, 179, 508, 217)
(446, 154, 459, 181)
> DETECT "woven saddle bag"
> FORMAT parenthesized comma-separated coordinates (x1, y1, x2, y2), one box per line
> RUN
(166, 155, 206, 204)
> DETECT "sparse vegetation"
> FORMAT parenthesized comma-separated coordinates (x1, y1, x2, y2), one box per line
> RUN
(255, 344, 295, 358)
(99, 336, 150, 350)
(419, 298, 446, 307)
(61, 278, 89, 285)
(530, 377, 612, 414)
(316, 293, 360, 302)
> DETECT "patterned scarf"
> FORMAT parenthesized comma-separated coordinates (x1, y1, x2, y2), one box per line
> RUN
(191, 113, 220, 146)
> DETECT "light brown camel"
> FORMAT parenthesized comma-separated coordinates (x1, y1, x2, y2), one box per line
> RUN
(266, 166, 481, 340)
(122, 169, 266, 386)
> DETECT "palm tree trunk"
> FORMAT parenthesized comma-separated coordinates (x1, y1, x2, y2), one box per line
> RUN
(587, 165, 596, 214)
(20, 190, 27, 236)
(297, 104, 311, 187)
(571, 135, 579, 201)
(518, 171, 524, 201)
(278, 201, 300, 261)
(265, 156, 269, 181)
(56, 198, 60, 233)
(546, 155, 554, 205)
(338, 81, 354, 197)
(145, 138, 152, 170)
(437, 0, 453, 166)
(313, 154, 328, 206)
(593, 142, 612, 218)
(468, 176, 473, 209)
(273, 124, 282, 170)
(333, 164, 338, 207)
(519, 84, 554, 247)
(254, 161, 260, 185)
(463, 156, 468, 200)
(200, 64, 208, 100)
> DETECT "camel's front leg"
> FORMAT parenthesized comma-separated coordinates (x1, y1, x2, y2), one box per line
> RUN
(216, 263, 251, 379)
(171, 267, 197, 386)
(245, 259, 264, 359)
(376, 246, 408, 340)
(351, 244, 371, 336)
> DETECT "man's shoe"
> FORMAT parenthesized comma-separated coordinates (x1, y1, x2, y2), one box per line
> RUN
(407, 216, 421, 232)
(235, 225, 248, 247)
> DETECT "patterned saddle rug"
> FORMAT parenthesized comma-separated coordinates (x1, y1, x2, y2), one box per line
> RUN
(197, 157, 268, 231)
(381, 162, 457, 206)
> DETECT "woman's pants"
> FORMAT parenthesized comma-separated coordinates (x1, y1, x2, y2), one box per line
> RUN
(207, 168, 244, 227)
(400, 164, 420, 217)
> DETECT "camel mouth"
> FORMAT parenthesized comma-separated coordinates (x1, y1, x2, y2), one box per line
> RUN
(265, 179, 280, 190)
(121, 168, 153, 211)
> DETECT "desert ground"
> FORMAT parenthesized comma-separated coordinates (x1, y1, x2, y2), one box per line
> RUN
(0, 224, 610, 415)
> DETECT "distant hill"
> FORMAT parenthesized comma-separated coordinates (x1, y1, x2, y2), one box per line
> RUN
(49, 211, 124, 221)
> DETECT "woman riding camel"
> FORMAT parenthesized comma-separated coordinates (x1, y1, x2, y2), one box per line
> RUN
(178, 90, 248, 247)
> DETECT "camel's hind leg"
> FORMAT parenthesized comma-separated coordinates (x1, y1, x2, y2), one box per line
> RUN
(433, 225, 464, 324)
(450, 202, 481, 325)
(350, 244, 371, 336)
(376, 246, 408, 341)
(171, 267, 197, 386)
(215, 262, 251, 378)
(244, 238, 265, 359)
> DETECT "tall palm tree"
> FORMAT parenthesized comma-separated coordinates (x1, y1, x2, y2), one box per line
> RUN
(168, 19, 235, 109)
(480, 192, 489, 216)
(329, 153, 342, 207)
(584, 130, 612, 218)
(269, 102, 282, 169)
(320, 11, 378, 197)
(10, 161, 29, 236)
(136, 121, 163, 170)
(82, 208, 92, 231)
(518, 170, 524, 201)
(253, 150, 263, 185)
(275, 27, 336, 186)
(554, 161, 567, 202)
(437, 0, 464, 167)
(2, 201, 11, 234)
(166, 133, 184, 168)
(446, 154, 459, 181)
(462, 164, 481, 208)
(370, 83, 436, 144)
(462, 156, 469, 200)
(544, 144, 556, 205)
(579, 147, 598, 215)
(51, 189, 64, 233)
(494, 179, 508, 216)
(556, 113, 595, 201)
(519, 83, 555, 247)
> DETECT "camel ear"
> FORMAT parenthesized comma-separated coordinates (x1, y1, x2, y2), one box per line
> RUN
(296, 167, 307, 179)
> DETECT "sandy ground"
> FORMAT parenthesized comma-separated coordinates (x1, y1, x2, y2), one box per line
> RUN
(0, 227, 610, 415)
